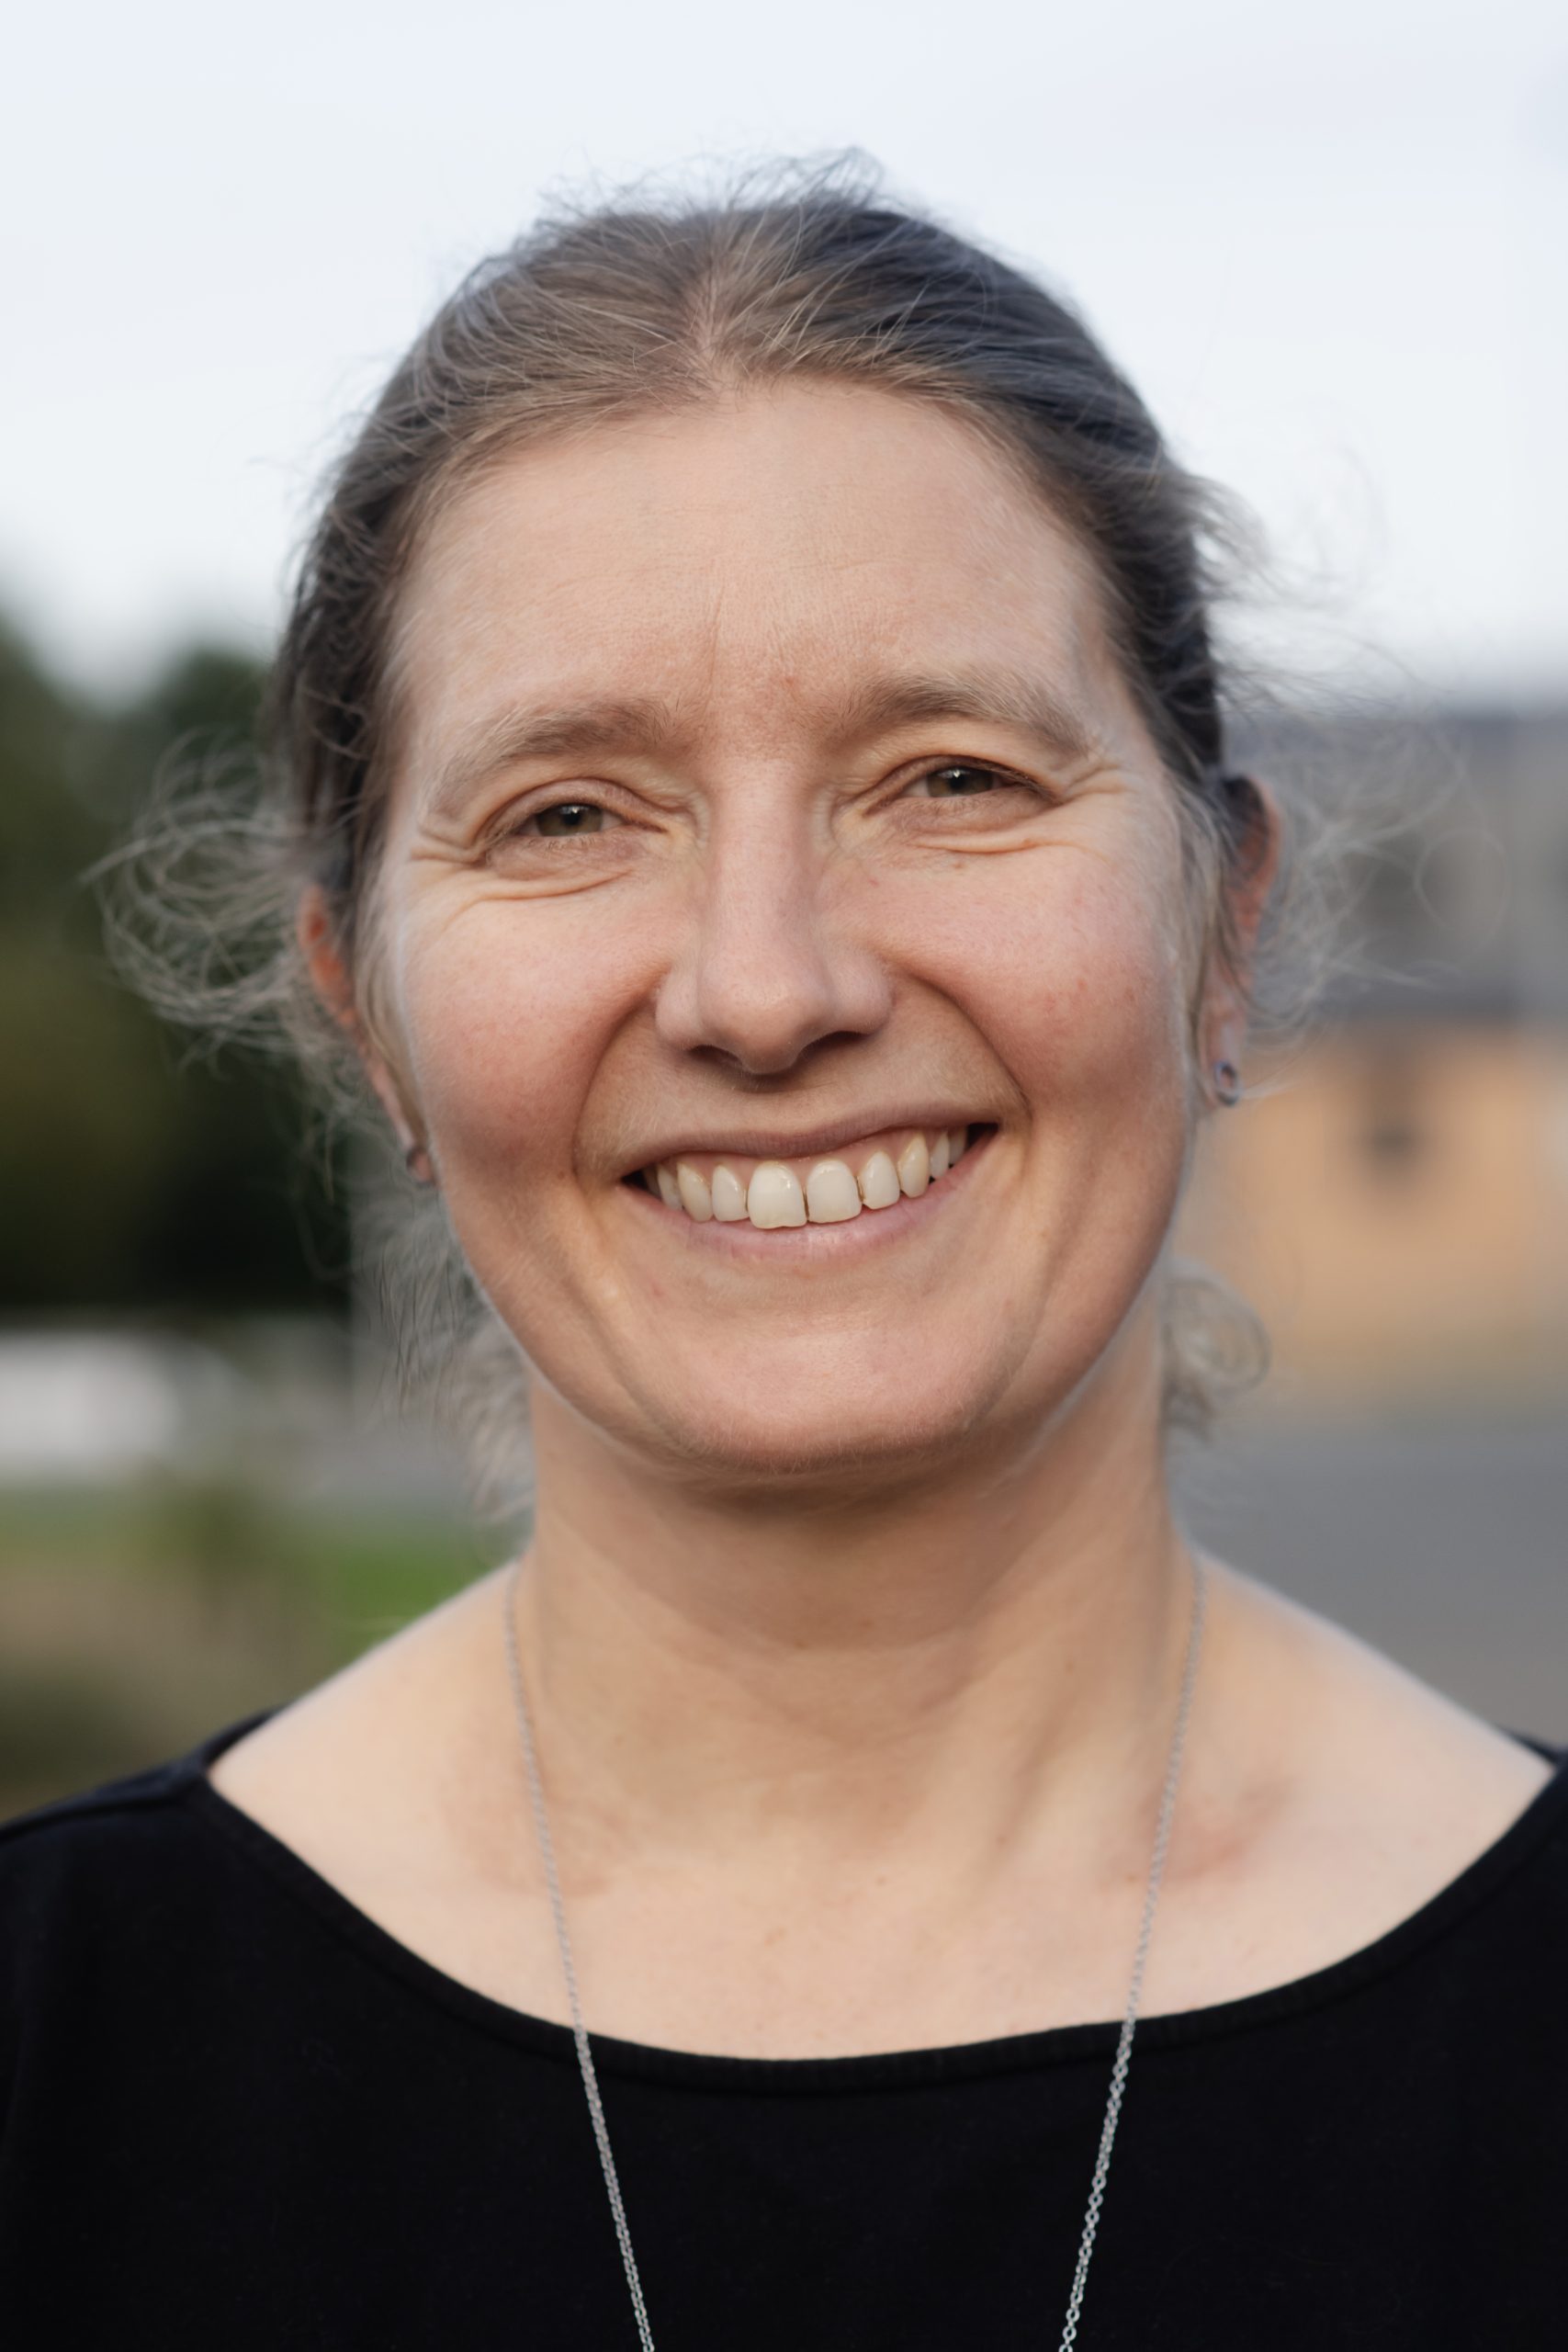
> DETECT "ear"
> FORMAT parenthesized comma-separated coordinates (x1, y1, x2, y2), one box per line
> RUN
(296, 884, 426, 1164)
(1201, 775, 1284, 1083)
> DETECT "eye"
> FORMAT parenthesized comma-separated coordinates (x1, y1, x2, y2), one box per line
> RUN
(903, 763, 1035, 802)
(515, 799, 623, 838)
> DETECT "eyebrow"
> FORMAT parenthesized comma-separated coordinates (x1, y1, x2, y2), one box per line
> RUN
(823, 669, 1102, 765)
(423, 695, 687, 823)
(421, 665, 1102, 823)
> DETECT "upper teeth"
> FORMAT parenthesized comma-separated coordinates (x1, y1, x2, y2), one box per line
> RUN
(646, 1127, 972, 1229)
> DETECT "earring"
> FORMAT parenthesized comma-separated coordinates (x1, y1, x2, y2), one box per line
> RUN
(1212, 1058, 1242, 1108)
(403, 1136, 437, 1188)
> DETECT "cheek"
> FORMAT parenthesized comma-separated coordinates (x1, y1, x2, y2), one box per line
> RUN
(394, 900, 638, 1173)
(956, 865, 1195, 1378)
(928, 854, 1189, 1115)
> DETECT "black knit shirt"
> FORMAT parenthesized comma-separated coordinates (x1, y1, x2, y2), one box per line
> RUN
(3, 1712, 1567, 2348)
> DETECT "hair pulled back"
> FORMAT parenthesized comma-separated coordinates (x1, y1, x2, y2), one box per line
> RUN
(281, 167, 1259, 987)
(121, 162, 1283, 1479)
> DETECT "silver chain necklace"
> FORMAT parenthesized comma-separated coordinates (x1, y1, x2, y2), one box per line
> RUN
(502, 1551, 1207, 2352)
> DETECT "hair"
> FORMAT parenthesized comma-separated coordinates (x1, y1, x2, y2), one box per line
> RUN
(110, 158, 1337, 1502)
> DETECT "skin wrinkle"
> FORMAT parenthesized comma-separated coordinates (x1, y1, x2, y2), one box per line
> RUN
(276, 386, 1254, 1934)
(392, 391, 1111, 792)
(364, 388, 1189, 1505)
(220, 338, 1551, 2075)
(419, 666, 1111, 845)
(356, 386, 1206, 1070)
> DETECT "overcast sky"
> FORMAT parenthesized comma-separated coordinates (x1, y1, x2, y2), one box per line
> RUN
(5, 0, 1564, 701)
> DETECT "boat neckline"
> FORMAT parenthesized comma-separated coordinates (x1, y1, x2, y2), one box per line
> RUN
(161, 1704, 1568, 2096)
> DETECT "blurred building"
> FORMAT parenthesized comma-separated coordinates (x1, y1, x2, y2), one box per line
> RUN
(1179, 707, 1568, 1399)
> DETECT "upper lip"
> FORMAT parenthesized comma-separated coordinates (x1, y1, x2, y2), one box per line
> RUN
(622, 1111, 987, 1176)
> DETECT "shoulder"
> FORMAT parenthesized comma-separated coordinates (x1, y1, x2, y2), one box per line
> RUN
(1, 1744, 209, 1886)
(0, 1722, 266, 2019)
(1204, 1556, 1558, 1835)
(1171, 1562, 1568, 2008)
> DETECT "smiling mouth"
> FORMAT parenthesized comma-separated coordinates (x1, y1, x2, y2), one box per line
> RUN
(627, 1123, 988, 1231)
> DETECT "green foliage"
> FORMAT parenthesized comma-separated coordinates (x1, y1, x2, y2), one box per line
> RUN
(0, 1482, 498, 1815)
(0, 619, 349, 1313)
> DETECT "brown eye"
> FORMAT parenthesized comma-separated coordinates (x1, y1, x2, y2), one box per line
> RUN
(526, 801, 618, 836)
(909, 764, 1010, 798)
(926, 775, 1001, 804)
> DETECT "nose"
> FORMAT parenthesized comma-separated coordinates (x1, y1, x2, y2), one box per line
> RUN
(654, 800, 893, 1076)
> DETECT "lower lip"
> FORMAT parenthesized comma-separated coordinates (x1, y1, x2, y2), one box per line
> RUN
(617, 1129, 994, 1263)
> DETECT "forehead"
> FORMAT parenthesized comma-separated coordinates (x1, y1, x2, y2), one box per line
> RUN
(390, 381, 1136, 775)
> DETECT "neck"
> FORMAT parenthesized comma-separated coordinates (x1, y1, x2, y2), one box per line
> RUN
(513, 1307, 1197, 1884)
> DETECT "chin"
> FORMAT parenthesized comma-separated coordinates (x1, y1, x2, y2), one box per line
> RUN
(624, 1350, 1022, 1498)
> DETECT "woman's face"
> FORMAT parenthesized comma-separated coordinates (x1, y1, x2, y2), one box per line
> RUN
(367, 383, 1207, 1484)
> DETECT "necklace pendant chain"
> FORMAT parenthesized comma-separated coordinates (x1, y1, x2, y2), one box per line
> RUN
(503, 1553, 1208, 2352)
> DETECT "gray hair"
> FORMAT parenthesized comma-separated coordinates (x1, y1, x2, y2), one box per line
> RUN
(107, 160, 1352, 1503)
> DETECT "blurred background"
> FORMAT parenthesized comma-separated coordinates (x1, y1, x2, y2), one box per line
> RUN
(2, 0, 1564, 1813)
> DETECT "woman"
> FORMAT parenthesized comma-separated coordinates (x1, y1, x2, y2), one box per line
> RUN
(3, 173, 1564, 2349)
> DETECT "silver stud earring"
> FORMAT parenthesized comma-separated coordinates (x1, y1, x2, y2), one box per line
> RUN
(1212, 1058, 1242, 1107)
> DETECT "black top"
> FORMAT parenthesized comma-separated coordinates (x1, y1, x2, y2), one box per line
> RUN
(3, 1712, 1567, 2351)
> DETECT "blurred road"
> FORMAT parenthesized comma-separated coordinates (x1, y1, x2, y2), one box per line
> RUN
(1176, 1413, 1568, 1746)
